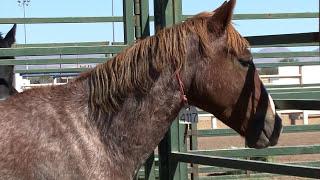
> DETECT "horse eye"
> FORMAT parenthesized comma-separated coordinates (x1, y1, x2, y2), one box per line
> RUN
(238, 59, 251, 67)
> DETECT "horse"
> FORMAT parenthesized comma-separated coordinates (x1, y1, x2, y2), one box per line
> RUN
(0, 0, 282, 179)
(0, 24, 17, 100)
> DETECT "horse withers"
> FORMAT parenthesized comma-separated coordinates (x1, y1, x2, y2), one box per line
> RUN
(0, 24, 17, 100)
(0, 0, 282, 179)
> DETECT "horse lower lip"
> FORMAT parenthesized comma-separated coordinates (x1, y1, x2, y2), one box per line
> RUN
(269, 139, 277, 146)
(269, 131, 280, 146)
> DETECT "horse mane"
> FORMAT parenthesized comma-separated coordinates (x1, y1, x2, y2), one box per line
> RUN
(85, 23, 191, 115)
(82, 11, 249, 118)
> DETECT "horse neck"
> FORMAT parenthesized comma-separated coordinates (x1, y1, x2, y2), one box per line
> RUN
(95, 68, 185, 178)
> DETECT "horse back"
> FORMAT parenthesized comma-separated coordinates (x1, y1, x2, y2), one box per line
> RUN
(0, 83, 112, 179)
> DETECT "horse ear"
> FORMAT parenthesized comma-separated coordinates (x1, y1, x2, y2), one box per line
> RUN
(4, 24, 16, 46)
(209, 0, 236, 31)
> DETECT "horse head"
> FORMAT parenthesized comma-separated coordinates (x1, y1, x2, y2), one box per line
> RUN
(181, 0, 282, 148)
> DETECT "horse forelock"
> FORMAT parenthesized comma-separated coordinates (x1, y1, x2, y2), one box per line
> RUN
(226, 24, 250, 55)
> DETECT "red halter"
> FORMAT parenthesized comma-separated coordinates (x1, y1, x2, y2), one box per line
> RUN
(175, 71, 190, 143)
(175, 71, 188, 106)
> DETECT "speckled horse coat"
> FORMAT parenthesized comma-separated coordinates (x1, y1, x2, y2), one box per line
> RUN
(0, 1, 281, 179)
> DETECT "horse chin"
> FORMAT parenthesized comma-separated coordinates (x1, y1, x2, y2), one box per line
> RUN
(245, 131, 271, 149)
(245, 113, 283, 149)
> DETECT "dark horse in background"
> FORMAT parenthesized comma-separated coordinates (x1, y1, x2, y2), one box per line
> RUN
(0, 1, 282, 179)
(0, 24, 17, 100)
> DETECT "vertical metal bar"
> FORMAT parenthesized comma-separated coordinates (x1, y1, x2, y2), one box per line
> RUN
(174, 1, 185, 179)
(153, 0, 162, 33)
(178, 122, 188, 180)
(144, 152, 156, 180)
(158, 130, 177, 180)
(111, 0, 115, 42)
(171, 119, 180, 180)
(211, 116, 217, 129)
(133, 171, 139, 180)
(190, 123, 199, 180)
(134, 0, 141, 39)
(155, 0, 185, 179)
(123, 0, 135, 44)
(173, 0, 182, 23)
(159, 121, 187, 180)
(154, 0, 174, 33)
(303, 111, 309, 125)
(299, 65, 303, 85)
(158, 120, 181, 180)
(140, 0, 150, 38)
(154, 0, 174, 177)
(158, 134, 169, 180)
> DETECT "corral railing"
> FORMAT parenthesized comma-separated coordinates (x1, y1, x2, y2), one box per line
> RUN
(0, 0, 319, 179)
(0, 0, 148, 76)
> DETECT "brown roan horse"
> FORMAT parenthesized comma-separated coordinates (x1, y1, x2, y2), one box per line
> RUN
(0, 24, 17, 100)
(0, 0, 282, 179)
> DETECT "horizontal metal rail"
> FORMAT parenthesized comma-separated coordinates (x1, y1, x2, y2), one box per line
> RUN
(136, 161, 320, 178)
(197, 173, 313, 180)
(252, 42, 319, 48)
(260, 74, 301, 79)
(0, 13, 317, 24)
(266, 83, 320, 89)
(183, 13, 319, 20)
(0, 58, 109, 65)
(13, 41, 110, 48)
(171, 152, 320, 178)
(253, 51, 318, 58)
(13, 41, 319, 49)
(275, 99, 320, 110)
(0, 54, 320, 67)
(15, 68, 89, 74)
(0, 50, 316, 62)
(256, 61, 320, 68)
(271, 91, 320, 100)
(247, 32, 319, 46)
(191, 124, 320, 137)
(0, 17, 124, 24)
(187, 161, 320, 174)
(268, 86, 320, 93)
(3, 58, 318, 66)
(0, 45, 127, 56)
(189, 145, 320, 158)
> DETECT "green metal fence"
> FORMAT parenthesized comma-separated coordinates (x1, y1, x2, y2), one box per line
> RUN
(0, 0, 319, 179)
